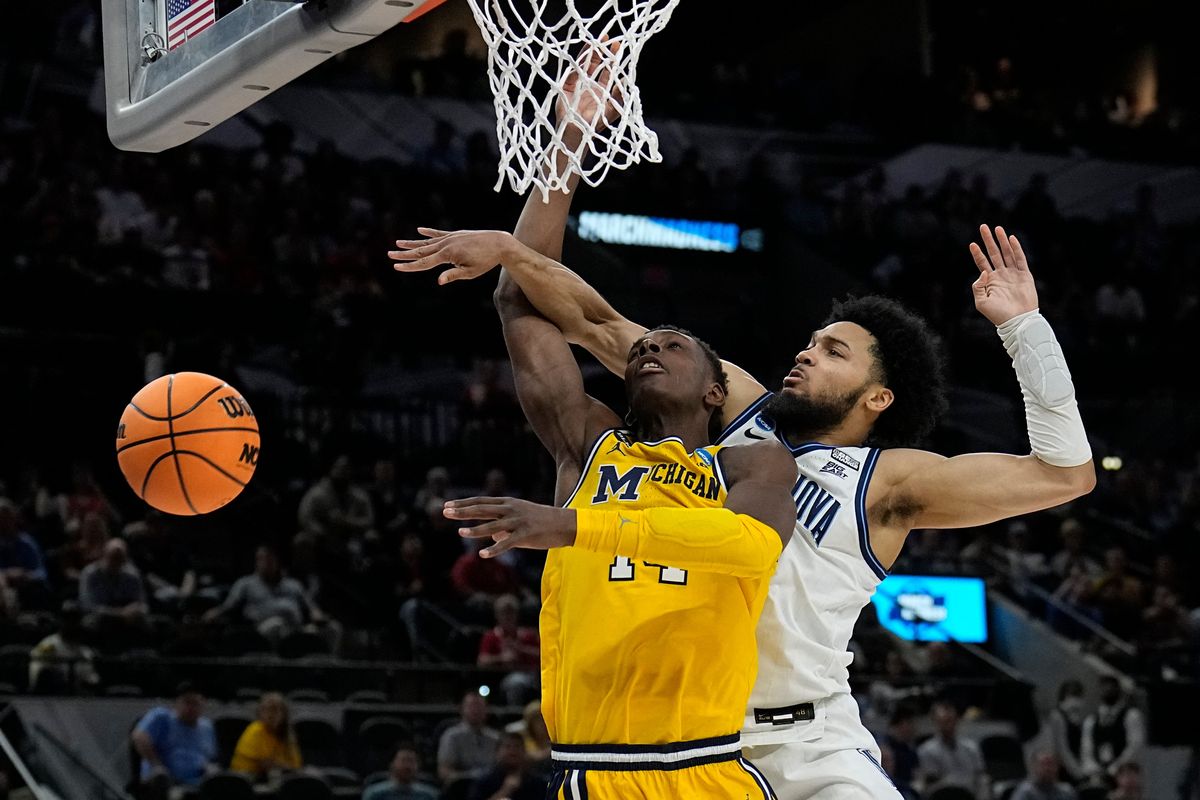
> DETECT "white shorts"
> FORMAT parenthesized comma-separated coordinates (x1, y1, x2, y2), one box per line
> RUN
(742, 694, 903, 800)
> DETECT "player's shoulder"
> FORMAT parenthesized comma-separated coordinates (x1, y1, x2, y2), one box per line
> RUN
(717, 440, 797, 486)
(872, 447, 947, 485)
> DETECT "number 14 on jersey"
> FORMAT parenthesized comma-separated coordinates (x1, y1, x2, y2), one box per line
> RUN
(608, 556, 688, 585)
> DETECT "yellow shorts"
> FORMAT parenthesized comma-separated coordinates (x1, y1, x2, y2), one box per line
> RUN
(547, 734, 776, 800)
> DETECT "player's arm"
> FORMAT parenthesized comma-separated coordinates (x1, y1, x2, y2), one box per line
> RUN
(392, 231, 768, 419)
(493, 257, 621, 496)
(446, 442, 797, 577)
(868, 226, 1095, 565)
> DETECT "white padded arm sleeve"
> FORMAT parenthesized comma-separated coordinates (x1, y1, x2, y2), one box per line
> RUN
(997, 310, 1092, 467)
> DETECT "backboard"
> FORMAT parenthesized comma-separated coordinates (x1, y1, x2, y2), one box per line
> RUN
(102, 0, 446, 152)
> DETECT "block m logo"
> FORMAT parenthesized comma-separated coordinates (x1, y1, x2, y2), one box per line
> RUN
(591, 465, 649, 503)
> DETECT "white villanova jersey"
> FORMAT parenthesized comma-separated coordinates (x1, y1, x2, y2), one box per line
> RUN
(718, 394, 889, 744)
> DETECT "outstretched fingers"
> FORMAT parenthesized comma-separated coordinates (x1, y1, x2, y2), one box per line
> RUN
(969, 242, 992, 275)
(458, 519, 513, 539)
(444, 497, 511, 520)
(1008, 234, 1030, 271)
(979, 224, 1006, 272)
(995, 225, 1018, 268)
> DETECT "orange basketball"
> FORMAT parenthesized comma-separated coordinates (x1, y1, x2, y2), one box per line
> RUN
(115, 372, 260, 515)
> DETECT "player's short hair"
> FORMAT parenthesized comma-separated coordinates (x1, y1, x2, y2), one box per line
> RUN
(822, 296, 948, 448)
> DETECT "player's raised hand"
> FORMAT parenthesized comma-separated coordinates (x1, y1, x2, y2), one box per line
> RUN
(444, 497, 577, 557)
(558, 37, 624, 136)
(969, 224, 1039, 326)
(389, 228, 519, 285)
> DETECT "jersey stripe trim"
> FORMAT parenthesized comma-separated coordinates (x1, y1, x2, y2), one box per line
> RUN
(551, 733, 741, 770)
(858, 748, 900, 789)
(737, 757, 774, 800)
(713, 448, 731, 495)
(716, 391, 773, 443)
(560, 429, 618, 508)
(854, 448, 888, 580)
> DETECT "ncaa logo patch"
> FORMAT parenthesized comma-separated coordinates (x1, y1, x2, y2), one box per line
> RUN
(754, 413, 775, 433)
(694, 448, 715, 467)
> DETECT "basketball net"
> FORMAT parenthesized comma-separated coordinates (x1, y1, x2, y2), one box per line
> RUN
(465, 0, 681, 200)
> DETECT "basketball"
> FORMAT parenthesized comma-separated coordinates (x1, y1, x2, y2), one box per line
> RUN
(115, 372, 260, 515)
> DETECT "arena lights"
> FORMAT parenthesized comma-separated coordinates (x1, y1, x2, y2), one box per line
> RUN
(1101, 456, 1123, 471)
(575, 211, 764, 253)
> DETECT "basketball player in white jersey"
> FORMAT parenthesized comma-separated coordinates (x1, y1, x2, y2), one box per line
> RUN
(388, 62, 1095, 800)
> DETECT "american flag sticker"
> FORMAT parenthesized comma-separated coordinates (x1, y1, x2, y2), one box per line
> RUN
(167, 0, 216, 50)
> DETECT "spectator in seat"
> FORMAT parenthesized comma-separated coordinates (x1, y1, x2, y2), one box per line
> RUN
(78, 538, 149, 641)
(505, 700, 550, 765)
(131, 682, 217, 799)
(203, 546, 339, 651)
(1013, 751, 1077, 800)
(52, 510, 111, 582)
(297, 454, 375, 562)
(231, 692, 302, 780)
(29, 601, 99, 694)
(1082, 677, 1144, 786)
(1139, 584, 1191, 649)
(363, 744, 438, 800)
(477, 594, 539, 707)
(0, 497, 52, 610)
(450, 540, 530, 618)
(917, 698, 991, 799)
(1044, 680, 1089, 785)
(468, 732, 543, 800)
(881, 702, 921, 797)
(1050, 519, 1099, 581)
(1084, 546, 1145, 639)
(368, 458, 409, 540)
(438, 691, 500, 787)
(125, 512, 200, 613)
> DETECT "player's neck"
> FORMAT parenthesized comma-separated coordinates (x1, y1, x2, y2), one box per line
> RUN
(635, 410, 711, 453)
(779, 417, 869, 449)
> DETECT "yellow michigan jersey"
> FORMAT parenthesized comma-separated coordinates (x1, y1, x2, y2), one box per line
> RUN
(541, 429, 775, 748)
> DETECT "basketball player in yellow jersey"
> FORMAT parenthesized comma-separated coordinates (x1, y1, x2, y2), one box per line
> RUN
(429, 256, 797, 798)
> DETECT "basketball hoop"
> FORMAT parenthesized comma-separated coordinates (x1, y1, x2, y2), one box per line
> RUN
(465, 0, 681, 200)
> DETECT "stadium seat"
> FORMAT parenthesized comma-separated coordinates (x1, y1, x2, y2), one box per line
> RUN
(220, 627, 274, 657)
(314, 767, 361, 789)
(235, 687, 264, 702)
(279, 631, 328, 659)
(346, 689, 388, 704)
(363, 770, 390, 786)
(199, 771, 255, 800)
(356, 716, 413, 773)
(103, 684, 145, 697)
(288, 688, 331, 703)
(295, 718, 343, 767)
(279, 773, 334, 800)
(214, 716, 252, 767)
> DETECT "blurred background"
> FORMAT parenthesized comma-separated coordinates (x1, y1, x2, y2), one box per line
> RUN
(1, 1, 1199, 799)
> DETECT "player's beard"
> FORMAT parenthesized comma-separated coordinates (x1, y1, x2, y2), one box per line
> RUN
(764, 383, 865, 442)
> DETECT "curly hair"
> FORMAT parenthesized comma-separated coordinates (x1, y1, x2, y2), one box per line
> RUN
(822, 296, 948, 448)
(626, 325, 729, 441)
